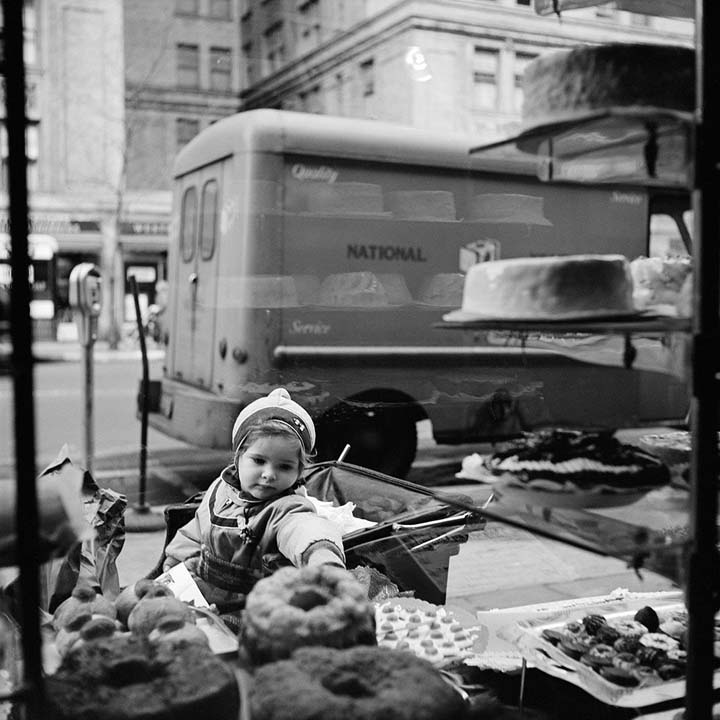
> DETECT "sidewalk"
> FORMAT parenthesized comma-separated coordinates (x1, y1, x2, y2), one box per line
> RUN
(0, 338, 165, 364)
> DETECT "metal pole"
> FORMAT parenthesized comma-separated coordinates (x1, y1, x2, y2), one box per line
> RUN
(685, 2, 720, 718)
(130, 275, 149, 509)
(82, 332, 95, 474)
(1, 0, 45, 714)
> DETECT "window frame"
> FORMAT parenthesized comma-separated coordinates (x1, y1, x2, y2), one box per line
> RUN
(199, 179, 219, 261)
(177, 43, 200, 89)
(180, 186, 199, 263)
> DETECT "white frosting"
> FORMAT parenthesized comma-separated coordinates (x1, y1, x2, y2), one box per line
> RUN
(453, 254, 634, 319)
(493, 457, 643, 474)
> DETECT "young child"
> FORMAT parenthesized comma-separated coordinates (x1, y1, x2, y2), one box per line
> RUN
(162, 388, 345, 608)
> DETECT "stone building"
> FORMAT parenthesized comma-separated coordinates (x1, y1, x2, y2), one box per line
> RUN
(0, 0, 693, 340)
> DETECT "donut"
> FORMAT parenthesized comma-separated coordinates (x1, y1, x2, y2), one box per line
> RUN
(600, 665, 639, 687)
(559, 632, 596, 660)
(241, 565, 376, 664)
(53, 585, 117, 631)
(636, 646, 668, 669)
(612, 652, 639, 673)
(115, 579, 176, 626)
(613, 636, 641, 655)
(127, 596, 195, 637)
(581, 643, 616, 668)
(633, 606, 660, 633)
(666, 648, 687, 665)
(596, 624, 621, 646)
(610, 620, 647, 640)
(640, 632, 680, 652)
(582, 614, 607, 635)
(249, 645, 467, 720)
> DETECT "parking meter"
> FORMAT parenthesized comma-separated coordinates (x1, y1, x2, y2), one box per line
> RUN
(69, 263, 102, 346)
(69, 263, 102, 473)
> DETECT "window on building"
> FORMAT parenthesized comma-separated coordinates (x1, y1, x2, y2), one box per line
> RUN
(0, 121, 38, 192)
(177, 43, 200, 88)
(176, 117, 200, 151)
(23, 3, 37, 66)
(360, 58, 374, 97)
(209, 0, 232, 19)
(263, 21, 285, 74)
(200, 180, 218, 260)
(516, 0, 531, 5)
(210, 47, 232, 91)
(473, 48, 498, 110)
(513, 52, 535, 113)
(299, 84, 323, 114)
(334, 72, 344, 114)
(242, 42, 257, 85)
(180, 187, 198, 263)
(298, 0, 321, 45)
(176, 0, 199, 15)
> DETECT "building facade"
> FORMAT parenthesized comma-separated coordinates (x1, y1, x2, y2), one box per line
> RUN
(0, 0, 693, 341)
(238, 0, 693, 140)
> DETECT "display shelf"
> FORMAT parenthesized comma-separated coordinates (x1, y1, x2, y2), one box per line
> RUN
(436, 315, 690, 369)
(456, 7, 719, 716)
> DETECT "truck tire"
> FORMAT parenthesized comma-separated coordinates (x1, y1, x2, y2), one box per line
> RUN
(315, 409, 418, 479)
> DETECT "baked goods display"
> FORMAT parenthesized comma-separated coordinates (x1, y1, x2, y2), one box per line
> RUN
(305, 181, 386, 215)
(385, 190, 457, 221)
(46, 635, 239, 720)
(249, 645, 468, 720)
(240, 565, 377, 664)
(484, 429, 670, 497)
(374, 598, 484, 666)
(317, 271, 391, 307)
(466, 193, 552, 225)
(533, 605, 694, 689)
(417, 273, 465, 306)
(629, 256, 692, 313)
(521, 43, 694, 129)
(444, 254, 636, 321)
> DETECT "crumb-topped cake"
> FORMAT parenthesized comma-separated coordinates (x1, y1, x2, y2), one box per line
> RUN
(484, 429, 670, 494)
(521, 43, 694, 129)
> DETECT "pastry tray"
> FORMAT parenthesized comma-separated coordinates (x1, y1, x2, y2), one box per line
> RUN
(512, 602, 718, 707)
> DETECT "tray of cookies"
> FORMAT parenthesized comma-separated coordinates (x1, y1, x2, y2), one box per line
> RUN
(374, 597, 487, 667)
(512, 602, 719, 707)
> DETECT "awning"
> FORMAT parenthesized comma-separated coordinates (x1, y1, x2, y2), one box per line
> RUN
(0, 233, 59, 260)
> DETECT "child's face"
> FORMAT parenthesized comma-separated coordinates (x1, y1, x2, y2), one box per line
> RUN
(236, 435, 301, 500)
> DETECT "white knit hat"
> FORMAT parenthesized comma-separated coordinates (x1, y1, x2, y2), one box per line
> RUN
(231, 388, 315, 454)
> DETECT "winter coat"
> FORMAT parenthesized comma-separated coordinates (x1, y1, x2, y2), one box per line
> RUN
(163, 465, 345, 606)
